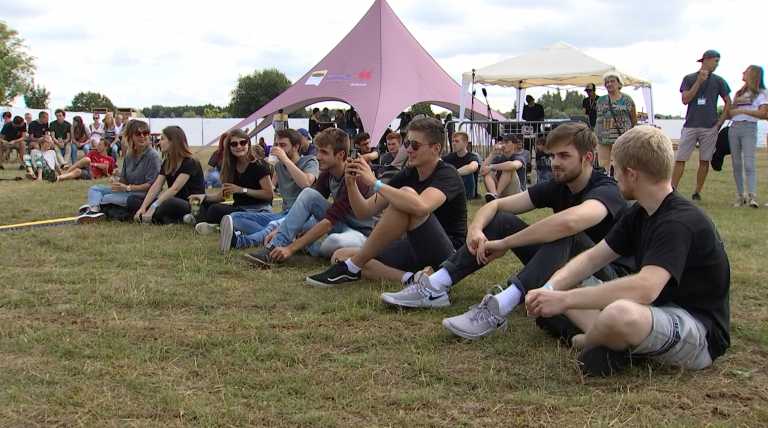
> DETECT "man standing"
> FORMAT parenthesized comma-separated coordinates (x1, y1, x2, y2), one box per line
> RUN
(345, 107, 358, 139)
(672, 50, 731, 201)
(306, 117, 467, 287)
(49, 109, 72, 168)
(27, 111, 50, 151)
(442, 131, 480, 199)
(525, 126, 729, 376)
(480, 134, 526, 202)
(297, 128, 318, 157)
(522, 95, 545, 133)
(581, 83, 599, 129)
(244, 128, 376, 266)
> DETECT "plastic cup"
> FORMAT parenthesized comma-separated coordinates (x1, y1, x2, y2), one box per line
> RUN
(141, 213, 152, 225)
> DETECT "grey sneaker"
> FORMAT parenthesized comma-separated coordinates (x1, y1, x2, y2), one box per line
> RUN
(195, 222, 218, 235)
(380, 271, 449, 308)
(75, 211, 105, 225)
(442, 287, 508, 340)
(733, 197, 747, 207)
(243, 245, 276, 267)
(183, 214, 196, 225)
(748, 198, 759, 208)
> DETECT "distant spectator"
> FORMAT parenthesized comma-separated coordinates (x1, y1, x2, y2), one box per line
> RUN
(318, 107, 331, 124)
(522, 95, 545, 132)
(353, 132, 379, 164)
(49, 109, 72, 167)
(72, 116, 92, 159)
(1, 111, 11, 125)
(259, 136, 270, 156)
(381, 131, 402, 166)
(309, 108, 320, 137)
(533, 136, 553, 183)
(273, 109, 289, 130)
(445, 113, 454, 142)
(27, 111, 50, 151)
(56, 138, 115, 182)
(442, 131, 480, 199)
(89, 113, 104, 149)
(334, 110, 346, 130)
(480, 133, 526, 202)
(205, 133, 226, 188)
(103, 113, 120, 162)
(298, 128, 318, 156)
(23, 135, 61, 181)
(595, 72, 637, 175)
(1, 116, 28, 170)
(581, 83, 599, 128)
(345, 107, 358, 139)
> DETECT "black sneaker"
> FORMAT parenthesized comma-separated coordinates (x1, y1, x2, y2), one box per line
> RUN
(19, 165, 25, 170)
(243, 246, 276, 267)
(691, 193, 702, 201)
(306, 260, 361, 287)
(578, 346, 633, 376)
(535, 314, 583, 347)
(484, 193, 497, 203)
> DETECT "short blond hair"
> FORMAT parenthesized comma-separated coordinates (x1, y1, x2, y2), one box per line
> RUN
(613, 126, 674, 183)
(452, 131, 469, 142)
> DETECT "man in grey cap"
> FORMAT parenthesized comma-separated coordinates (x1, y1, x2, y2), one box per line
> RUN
(672, 50, 731, 201)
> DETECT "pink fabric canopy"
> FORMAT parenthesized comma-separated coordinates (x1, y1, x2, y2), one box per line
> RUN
(211, 0, 502, 147)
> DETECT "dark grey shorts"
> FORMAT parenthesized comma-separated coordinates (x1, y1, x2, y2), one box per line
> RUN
(78, 167, 94, 180)
(374, 213, 455, 272)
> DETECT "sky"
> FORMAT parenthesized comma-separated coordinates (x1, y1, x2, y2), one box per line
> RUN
(3, 0, 767, 117)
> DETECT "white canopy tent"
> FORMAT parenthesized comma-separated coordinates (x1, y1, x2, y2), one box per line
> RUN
(459, 42, 655, 123)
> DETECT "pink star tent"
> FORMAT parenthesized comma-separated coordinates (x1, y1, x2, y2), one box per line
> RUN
(213, 0, 502, 147)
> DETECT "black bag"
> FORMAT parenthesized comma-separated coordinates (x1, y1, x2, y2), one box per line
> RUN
(101, 203, 134, 222)
(710, 124, 731, 172)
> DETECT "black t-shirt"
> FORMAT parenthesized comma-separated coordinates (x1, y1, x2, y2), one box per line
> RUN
(582, 96, 598, 128)
(207, 151, 220, 169)
(527, 170, 628, 244)
(28, 120, 49, 138)
(1, 123, 25, 142)
(308, 117, 320, 135)
(162, 157, 205, 201)
(535, 150, 553, 182)
(232, 161, 272, 207)
(387, 161, 467, 249)
(522, 103, 545, 122)
(604, 191, 730, 360)
(441, 151, 479, 171)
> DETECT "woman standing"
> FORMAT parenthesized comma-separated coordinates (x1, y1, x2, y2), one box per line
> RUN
(76, 120, 162, 224)
(103, 113, 119, 162)
(72, 116, 92, 163)
(595, 72, 637, 174)
(334, 110, 345, 130)
(188, 129, 274, 234)
(309, 108, 321, 137)
(128, 126, 205, 225)
(728, 65, 768, 208)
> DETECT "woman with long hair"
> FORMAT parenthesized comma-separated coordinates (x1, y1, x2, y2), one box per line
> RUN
(204, 133, 226, 188)
(595, 72, 637, 174)
(72, 116, 92, 163)
(728, 65, 768, 208)
(89, 113, 105, 148)
(189, 129, 274, 234)
(309, 107, 320, 137)
(76, 120, 162, 224)
(103, 113, 119, 162)
(127, 126, 205, 224)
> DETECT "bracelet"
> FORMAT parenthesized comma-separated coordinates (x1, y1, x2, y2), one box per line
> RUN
(373, 180, 384, 192)
(489, 164, 493, 171)
(151, 202, 159, 208)
(542, 284, 554, 291)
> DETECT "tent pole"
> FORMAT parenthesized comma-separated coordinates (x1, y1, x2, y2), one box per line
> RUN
(470, 69, 475, 122)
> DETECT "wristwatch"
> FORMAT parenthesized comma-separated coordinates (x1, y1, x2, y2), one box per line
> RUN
(127, 185, 132, 192)
(242, 188, 248, 194)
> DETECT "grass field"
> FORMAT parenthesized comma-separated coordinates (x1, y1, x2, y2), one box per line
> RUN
(0, 147, 767, 427)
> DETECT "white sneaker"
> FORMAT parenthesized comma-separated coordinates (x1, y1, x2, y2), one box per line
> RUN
(219, 215, 235, 253)
(183, 214, 196, 225)
(733, 197, 747, 207)
(78, 204, 89, 215)
(748, 198, 759, 208)
(442, 288, 508, 340)
(380, 271, 449, 308)
(76, 211, 105, 225)
(195, 222, 218, 235)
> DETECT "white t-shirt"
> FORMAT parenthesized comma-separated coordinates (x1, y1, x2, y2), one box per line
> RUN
(90, 123, 104, 142)
(32, 149, 59, 169)
(732, 90, 768, 122)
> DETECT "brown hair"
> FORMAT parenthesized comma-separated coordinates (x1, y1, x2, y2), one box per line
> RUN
(353, 132, 370, 146)
(314, 128, 350, 159)
(54, 108, 65, 117)
(613, 126, 674, 183)
(124, 119, 150, 159)
(452, 131, 469, 142)
(275, 128, 301, 147)
(735, 65, 766, 99)
(407, 117, 446, 148)
(220, 129, 260, 184)
(386, 132, 402, 144)
(161, 126, 198, 175)
(545, 121, 596, 157)
(73, 116, 86, 141)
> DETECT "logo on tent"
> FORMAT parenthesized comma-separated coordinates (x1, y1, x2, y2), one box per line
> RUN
(306, 70, 327, 86)
(358, 69, 373, 80)
(326, 74, 351, 82)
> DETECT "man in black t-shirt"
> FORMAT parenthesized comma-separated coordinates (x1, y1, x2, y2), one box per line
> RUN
(1, 116, 28, 170)
(353, 133, 380, 165)
(526, 126, 730, 376)
(307, 117, 467, 288)
(581, 83, 599, 128)
(522, 95, 545, 133)
(441, 131, 480, 199)
(27, 111, 50, 151)
(382, 122, 629, 320)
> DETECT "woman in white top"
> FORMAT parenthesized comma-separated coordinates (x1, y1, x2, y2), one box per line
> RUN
(90, 113, 105, 146)
(728, 65, 768, 208)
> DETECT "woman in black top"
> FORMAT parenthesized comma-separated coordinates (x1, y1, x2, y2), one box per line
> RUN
(188, 129, 274, 235)
(127, 126, 205, 224)
(308, 108, 320, 137)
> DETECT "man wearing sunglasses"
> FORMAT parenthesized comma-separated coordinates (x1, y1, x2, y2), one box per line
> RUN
(379, 122, 631, 339)
(306, 117, 467, 287)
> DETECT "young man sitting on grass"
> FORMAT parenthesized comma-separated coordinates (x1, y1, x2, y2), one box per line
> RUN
(306, 117, 467, 287)
(525, 126, 730, 376)
(480, 133, 526, 203)
(441, 131, 480, 200)
(379, 122, 630, 336)
(55, 138, 116, 181)
(243, 128, 376, 266)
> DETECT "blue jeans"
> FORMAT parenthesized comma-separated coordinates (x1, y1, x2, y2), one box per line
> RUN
(109, 144, 119, 162)
(204, 169, 222, 188)
(461, 174, 476, 200)
(231, 211, 286, 235)
(87, 184, 146, 208)
(72, 143, 91, 164)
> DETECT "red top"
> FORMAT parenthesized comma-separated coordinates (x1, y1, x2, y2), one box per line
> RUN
(85, 150, 115, 178)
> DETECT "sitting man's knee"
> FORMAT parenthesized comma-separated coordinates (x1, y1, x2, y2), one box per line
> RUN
(297, 187, 321, 201)
(597, 300, 646, 334)
(332, 247, 357, 261)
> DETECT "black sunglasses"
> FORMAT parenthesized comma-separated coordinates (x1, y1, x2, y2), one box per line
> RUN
(229, 139, 249, 147)
(409, 140, 438, 151)
(133, 131, 150, 137)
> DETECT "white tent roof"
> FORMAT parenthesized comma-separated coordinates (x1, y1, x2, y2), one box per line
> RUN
(461, 41, 652, 89)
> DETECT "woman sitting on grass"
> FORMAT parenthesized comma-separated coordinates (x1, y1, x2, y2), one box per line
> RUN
(103, 113, 120, 162)
(127, 126, 205, 224)
(72, 116, 92, 161)
(23, 135, 62, 181)
(188, 129, 274, 234)
(56, 138, 116, 182)
(76, 120, 162, 224)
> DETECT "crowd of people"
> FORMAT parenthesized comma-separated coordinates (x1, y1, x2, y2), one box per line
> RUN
(3, 48, 765, 377)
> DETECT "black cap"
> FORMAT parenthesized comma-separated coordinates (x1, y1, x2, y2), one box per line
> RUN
(585, 83, 596, 91)
(501, 133, 518, 142)
(697, 50, 720, 62)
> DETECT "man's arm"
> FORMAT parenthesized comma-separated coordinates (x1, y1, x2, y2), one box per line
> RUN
(361, 151, 379, 162)
(546, 240, 621, 290)
(377, 185, 446, 217)
(287, 219, 333, 253)
(717, 95, 732, 128)
(456, 161, 478, 176)
(681, 73, 704, 105)
(490, 160, 523, 172)
(283, 159, 316, 188)
(345, 173, 389, 219)
(469, 191, 536, 234)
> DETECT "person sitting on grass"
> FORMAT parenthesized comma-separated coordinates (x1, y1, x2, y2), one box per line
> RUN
(441, 131, 480, 200)
(188, 129, 273, 234)
(204, 133, 226, 188)
(23, 135, 62, 181)
(305, 117, 467, 287)
(480, 133, 526, 203)
(55, 138, 116, 181)
(353, 132, 380, 164)
(127, 126, 205, 225)
(525, 126, 730, 376)
(243, 128, 376, 267)
(76, 120, 161, 224)
(219, 128, 319, 253)
(72, 116, 92, 161)
(0, 116, 27, 170)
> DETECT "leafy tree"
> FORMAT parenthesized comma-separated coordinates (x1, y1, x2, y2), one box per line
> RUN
(228, 68, 292, 118)
(288, 108, 311, 118)
(537, 90, 585, 119)
(0, 22, 37, 106)
(67, 91, 116, 112)
(141, 104, 228, 118)
(203, 107, 222, 118)
(182, 110, 199, 118)
(24, 83, 50, 109)
(408, 102, 435, 117)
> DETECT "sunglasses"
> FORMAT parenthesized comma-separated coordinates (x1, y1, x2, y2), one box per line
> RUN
(133, 131, 150, 137)
(229, 139, 249, 147)
(409, 140, 438, 151)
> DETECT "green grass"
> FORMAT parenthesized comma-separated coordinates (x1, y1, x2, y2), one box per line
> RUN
(1, 148, 767, 427)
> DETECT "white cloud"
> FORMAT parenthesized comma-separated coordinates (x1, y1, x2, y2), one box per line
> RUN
(4, 0, 767, 116)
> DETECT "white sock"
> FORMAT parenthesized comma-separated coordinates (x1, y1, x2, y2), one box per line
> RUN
(401, 272, 413, 284)
(491, 286, 523, 317)
(428, 268, 452, 292)
(345, 259, 361, 274)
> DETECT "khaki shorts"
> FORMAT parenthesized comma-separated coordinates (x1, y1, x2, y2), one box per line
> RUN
(490, 171, 522, 197)
(632, 304, 712, 370)
(676, 127, 718, 162)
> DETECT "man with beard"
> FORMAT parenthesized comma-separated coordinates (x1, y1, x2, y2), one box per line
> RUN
(381, 122, 631, 341)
